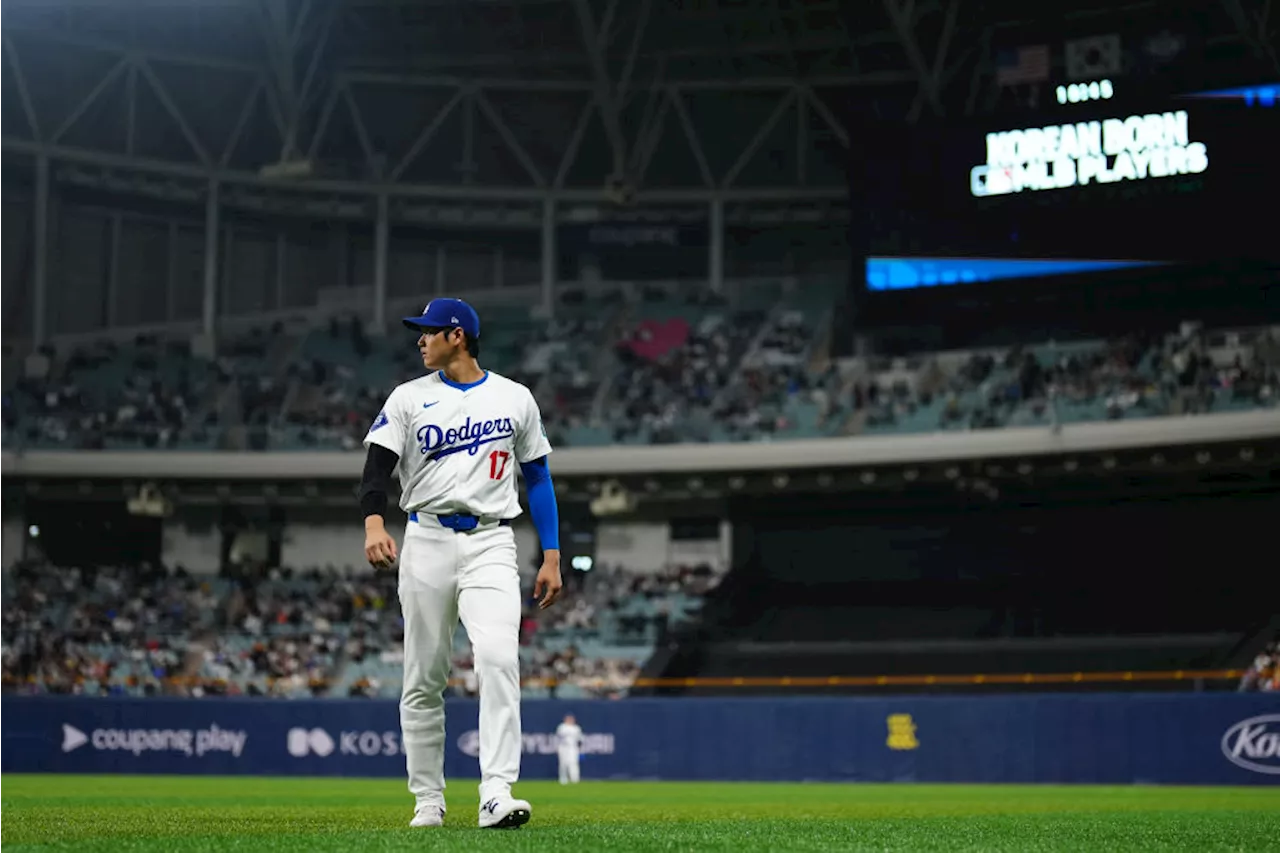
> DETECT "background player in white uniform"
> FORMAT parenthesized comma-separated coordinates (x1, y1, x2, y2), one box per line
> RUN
(360, 297, 563, 830)
(556, 714, 584, 785)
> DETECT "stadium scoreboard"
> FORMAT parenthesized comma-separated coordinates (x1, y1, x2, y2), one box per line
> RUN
(970, 108, 1207, 198)
(858, 81, 1280, 266)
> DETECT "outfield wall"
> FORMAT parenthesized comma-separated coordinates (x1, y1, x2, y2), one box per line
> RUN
(3, 694, 1278, 785)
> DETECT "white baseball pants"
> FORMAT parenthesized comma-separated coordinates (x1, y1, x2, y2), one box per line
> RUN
(398, 518, 523, 811)
(558, 750, 580, 784)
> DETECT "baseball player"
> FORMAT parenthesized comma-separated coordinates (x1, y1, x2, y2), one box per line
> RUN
(556, 713, 584, 784)
(360, 297, 563, 830)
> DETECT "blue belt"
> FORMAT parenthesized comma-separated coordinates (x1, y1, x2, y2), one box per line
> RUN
(409, 511, 512, 532)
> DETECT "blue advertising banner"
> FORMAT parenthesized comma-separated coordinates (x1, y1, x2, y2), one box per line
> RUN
(3, 694, 1277, 785)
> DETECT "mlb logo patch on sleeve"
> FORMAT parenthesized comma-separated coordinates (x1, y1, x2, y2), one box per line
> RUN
(370, 410, 390, 431)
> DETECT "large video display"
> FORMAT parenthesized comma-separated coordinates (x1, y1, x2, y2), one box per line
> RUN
(858, 86, 1279, 268)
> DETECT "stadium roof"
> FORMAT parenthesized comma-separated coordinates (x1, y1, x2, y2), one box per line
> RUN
(0, 0, 1272, 214)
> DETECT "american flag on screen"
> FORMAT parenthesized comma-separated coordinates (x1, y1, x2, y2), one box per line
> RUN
(995, 44, 1051, 85)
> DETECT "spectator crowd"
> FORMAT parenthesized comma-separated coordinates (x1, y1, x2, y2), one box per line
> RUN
(2, 555, 721, 701)
(836, 323, 1280, 436)
(5, 287, 1277, 453)
(1238, 639, 1279, 693)
(513, 561, 724, 699)
(1, 561, 217, 696)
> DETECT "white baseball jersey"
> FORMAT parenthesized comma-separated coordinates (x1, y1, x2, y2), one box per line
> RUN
(556, 722, 583, 755)
(364, 370, 552, 519)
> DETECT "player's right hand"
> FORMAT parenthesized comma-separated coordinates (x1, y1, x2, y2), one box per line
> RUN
(364, 523, 398, 569)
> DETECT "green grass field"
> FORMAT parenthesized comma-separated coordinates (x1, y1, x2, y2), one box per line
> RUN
(3, 775, 1278, 852)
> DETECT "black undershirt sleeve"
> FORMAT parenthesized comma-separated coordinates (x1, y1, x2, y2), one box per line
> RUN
(359, 444, 400, 520)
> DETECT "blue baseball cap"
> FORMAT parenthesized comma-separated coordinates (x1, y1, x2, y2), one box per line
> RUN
(402, 298, 480, 338)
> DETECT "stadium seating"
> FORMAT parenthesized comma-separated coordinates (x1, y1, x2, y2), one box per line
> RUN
(5, 338, 217, 451)
(432, 301, 1207, 431)
(3, 325, 304, 452)
(1, 558, 722, 700)
(850, 325, 1279, 436)
(1238, 639, 1280, 692)
(4, 281, 1277, 454)
(1, 561, 221, 697)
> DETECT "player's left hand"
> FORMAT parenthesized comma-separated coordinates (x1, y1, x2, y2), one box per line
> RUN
(534, 557, 563, 610)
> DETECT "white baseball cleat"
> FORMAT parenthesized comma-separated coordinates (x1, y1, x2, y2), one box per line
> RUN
(478, 795, 532, 829)
(409, 804, 445, 827)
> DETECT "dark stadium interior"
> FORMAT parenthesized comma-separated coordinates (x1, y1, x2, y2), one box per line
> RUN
(2, 0, 1280, 822)
(641, 483, 1280, 693)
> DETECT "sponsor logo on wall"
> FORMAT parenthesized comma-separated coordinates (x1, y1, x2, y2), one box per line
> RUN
(61, 723, 247, 758)
(886, 714, 919, 751)
(286, 728, 405, 757)
(1221, 714, 1280, 775)
(286, 728, 335, 758)
(455, 730, 616, 758)
(62, 724, 89, 752)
